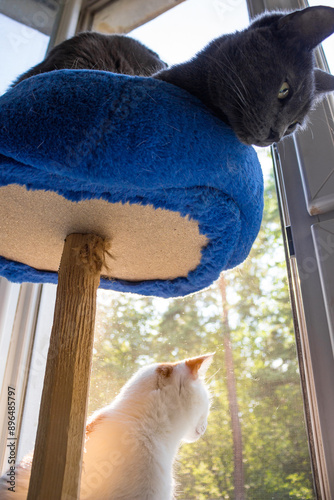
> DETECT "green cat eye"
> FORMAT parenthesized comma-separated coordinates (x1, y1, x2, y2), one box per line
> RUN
(278, 82, 290, 99)
(288, 120, 299, 130)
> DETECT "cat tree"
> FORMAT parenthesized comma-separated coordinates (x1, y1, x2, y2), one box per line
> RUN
(0, 70, 263, 499)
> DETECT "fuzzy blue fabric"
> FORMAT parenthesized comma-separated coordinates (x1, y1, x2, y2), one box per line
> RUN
(0, 70, 263, 297)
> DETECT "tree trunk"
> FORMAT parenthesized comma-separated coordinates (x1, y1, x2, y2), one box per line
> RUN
(219, 274, 245, 500)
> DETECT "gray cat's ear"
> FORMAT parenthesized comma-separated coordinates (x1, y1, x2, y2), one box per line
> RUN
(314, 69, 334, 96)
(278, 6, 334, 50)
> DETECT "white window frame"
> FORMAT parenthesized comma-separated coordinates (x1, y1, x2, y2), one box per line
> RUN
(0, 0, 83, 475)
(0, 281, 42, 473)
(247, 0, 334, 496)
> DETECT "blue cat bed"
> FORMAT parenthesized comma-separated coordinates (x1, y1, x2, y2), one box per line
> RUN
(0, 69, 264, 500)
(0, 70, 263, 298)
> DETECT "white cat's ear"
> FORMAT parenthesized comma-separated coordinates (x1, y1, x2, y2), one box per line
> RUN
(278, 6, 334, 50)
(185, 353, 214, 379)
(314, 69, 334, 96)
(156, 363, 175, 388)
(157, 364, 174, 379)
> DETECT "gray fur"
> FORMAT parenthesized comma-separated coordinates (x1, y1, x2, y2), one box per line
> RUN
(155, 6, 334, 146)
(13, 7, 334, 146)
(12, 32, 167, 85)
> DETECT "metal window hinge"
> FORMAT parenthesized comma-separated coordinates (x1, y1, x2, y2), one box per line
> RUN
(285, 225, 295, 257)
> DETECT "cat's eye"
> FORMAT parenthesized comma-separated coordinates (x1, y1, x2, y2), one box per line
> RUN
(288, 120, 299, 130)
(278, 82, 290, 99)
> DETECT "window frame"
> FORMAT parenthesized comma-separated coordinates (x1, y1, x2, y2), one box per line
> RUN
(1, 0, 334, 495)
(77, 0, 186, 33)
(0, 281, 42, 474)
(0, 0, 83, 475)
(246, 0, 334, 496)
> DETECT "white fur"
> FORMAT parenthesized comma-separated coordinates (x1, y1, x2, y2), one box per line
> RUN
(0, 356, 212, 499)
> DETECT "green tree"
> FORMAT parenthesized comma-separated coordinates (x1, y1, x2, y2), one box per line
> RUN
(220, 274, 245, 499)
(88, 164, 315, 498)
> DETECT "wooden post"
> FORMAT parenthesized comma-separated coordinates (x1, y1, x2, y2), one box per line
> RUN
(27, 233, 108, 500)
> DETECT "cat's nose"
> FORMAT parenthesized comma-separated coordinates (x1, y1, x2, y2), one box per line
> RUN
(267, 128, 281, 143)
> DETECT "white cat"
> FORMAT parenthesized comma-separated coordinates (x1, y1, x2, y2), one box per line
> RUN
(0, 353, 213, 499)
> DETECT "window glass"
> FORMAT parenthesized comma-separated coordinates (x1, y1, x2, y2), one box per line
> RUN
(91, 150, 315, 499)
(308, 0, 334, 73)
(0, 0, 317, 495)
(89, 1, 316, 497)
(130, 0, 249, 65)
(0, 0, 59, 470)
(0, 13, 49, 94)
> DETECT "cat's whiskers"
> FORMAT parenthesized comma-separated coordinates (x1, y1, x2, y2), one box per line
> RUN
(220, 52, 251, 100)
(90, 59, 104, 71)
(209, 69, 248, 112)
(201, 52, 249, 108)
(208, 41, 250, 97)
(214, 67, 271, 140)
(71, 58, 80, 70)
(202, 51, 278, 143)
(210, 52, 251, 103)
(210, 63, 249, 110)
(209, 66, 269, 142)
(205, 367, 221, 385)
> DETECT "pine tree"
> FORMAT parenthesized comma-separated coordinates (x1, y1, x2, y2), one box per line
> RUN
(219, 274, 245, 500)
(88, 164, 315, 499)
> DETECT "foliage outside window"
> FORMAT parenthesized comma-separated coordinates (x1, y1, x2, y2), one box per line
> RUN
(0, 0, 320, 496)
(89, 151, 315, 499)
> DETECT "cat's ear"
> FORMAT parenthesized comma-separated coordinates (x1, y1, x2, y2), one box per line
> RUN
(157, 364, 174, 379)
(185, 353, 214, 379)
(314, 69, 334, 97)
(278, 6, 334, 50)
(156, 363, 176, 388)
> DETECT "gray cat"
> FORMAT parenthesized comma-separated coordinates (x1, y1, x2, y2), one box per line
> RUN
(13, 6, 334, 147)
(12, 32, 167, 84)
(155, 5, 334, 146)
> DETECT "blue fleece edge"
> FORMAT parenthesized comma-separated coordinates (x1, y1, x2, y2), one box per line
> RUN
(0, 70, 263, 297)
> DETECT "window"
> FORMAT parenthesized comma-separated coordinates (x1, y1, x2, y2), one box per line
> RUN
(248, 1, 334, 497)
(0, 0, 60, 473)
(91, 153, 316, 496)
(308, 0, 334, 72)
(0, 0, 60, 94)
(1, 0, 334, 497)
(88, 1, 316, 497)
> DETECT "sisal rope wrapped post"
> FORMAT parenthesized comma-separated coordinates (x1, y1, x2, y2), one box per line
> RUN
(27, 233, 109, 500)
